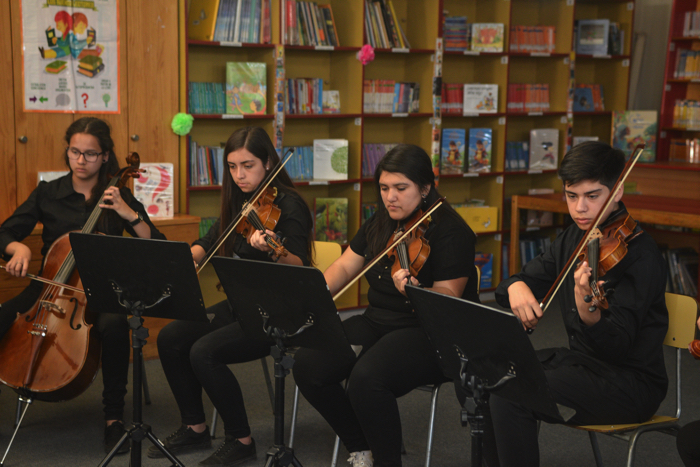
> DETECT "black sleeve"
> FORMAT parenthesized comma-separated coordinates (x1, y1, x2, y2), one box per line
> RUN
(192, 218, 222, 252)
(0, 183, 44, 259)
(423, 216, 475, 283)
(275, 193, 312, 266)
(349, 216, 371, 258)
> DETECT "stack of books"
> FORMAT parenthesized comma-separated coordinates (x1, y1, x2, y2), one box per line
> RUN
(363, 80, 420, 114)
(189, 82, 227, 114)
(189, 139, 225, 186)
(282, 0, 339, 46)
(77, 55, 104, 78)
(362, 143, 397, 177)
(507, 84, 550, 113)
(443, 16, 469, 51)
(364, 0, 410, 49)
(285, 78, 324, 114)
(509, 25, 556, 53)
(282, 146, 314, 180)
(188, 0, 272, 44)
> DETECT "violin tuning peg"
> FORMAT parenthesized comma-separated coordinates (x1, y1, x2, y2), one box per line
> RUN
(588, 306, 597, 313)
(584, 294, 593, 303)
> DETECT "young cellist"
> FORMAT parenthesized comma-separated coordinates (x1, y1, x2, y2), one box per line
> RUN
(489, 141, 669, 467)
(293, 144, 479, 467)
(150, 126, 313, 466)
(0, 117, 165, 454)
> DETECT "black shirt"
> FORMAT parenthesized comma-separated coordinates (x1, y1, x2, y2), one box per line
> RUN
(0, 174, 165, 261)
(351, 207, 479, 326)
(496, 202, 669, 408)
(193, 190, 312, 265)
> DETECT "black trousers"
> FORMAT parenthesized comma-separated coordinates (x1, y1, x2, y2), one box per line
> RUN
(1, 281, 129, 421)
(156, 299, 271, 439)
(678, 420, 700, 466)
(488, 359, 657, 467)
(293, 314, 448, 467)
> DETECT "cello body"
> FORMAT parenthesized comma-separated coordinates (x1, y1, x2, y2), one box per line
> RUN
(0, 232, 100, 402)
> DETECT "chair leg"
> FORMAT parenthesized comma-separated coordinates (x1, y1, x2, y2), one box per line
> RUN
(14, 395, 22, 428)
(588, 432, 604, 467)
(210, 407, 218, 439)
(141, 354, 151, 406)
(288, 385, 300, 448)
(424, 384, 440, 467)
(331, 434, 341, 467)
(260, 356, 275, 414)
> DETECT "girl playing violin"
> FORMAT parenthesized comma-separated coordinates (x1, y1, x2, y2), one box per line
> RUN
(0, 117, 165, 454)
(151, 126, 313, 465)
(489, 141, 669, 467)
(293, 144, 479, 467)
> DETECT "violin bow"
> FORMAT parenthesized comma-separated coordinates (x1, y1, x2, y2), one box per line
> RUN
(333, 197, 445, 301)
(197, 148, 295, 274)
(0, 265, 84, 294)
(538, 144, 645, 314)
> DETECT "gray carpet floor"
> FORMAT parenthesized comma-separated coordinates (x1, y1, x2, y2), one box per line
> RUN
(0, 304, 695, 466)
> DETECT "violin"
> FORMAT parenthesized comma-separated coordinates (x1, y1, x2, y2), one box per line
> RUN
(197, 149, 294, 273)
(333, 198, 445, 301)
(386, 208, 431, 278)
(0, 153, 141, 401)
(537, 144, 646, 322)
(689, 340, 700, 359)
(576, 213, 642, 312)
(234, 187, 288, 258)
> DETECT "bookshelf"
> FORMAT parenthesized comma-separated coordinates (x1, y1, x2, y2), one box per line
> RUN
(179, 0, 640, 306)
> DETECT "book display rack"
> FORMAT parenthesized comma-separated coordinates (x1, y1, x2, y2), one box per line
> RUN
(178, 0, 639, 307)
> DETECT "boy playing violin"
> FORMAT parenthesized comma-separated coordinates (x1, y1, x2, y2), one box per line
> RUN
(489, 141, 669, 467)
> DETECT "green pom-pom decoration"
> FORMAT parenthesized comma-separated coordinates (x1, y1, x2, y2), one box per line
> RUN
(171, 113, 194, 136)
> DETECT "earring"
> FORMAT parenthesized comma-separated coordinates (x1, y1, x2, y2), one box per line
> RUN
(421, 193, 427, 198)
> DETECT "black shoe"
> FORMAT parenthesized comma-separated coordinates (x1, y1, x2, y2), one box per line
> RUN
(104, 421, 130, 455)
(199, 437, 256, 466)
(147, 424, 212, 459)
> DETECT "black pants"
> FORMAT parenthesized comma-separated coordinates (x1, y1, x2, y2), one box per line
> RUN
(678, 420, 700, 466)
(293, 314, 448, 467)
(156, 299, 272, 439)
(1, 281, 129, 421)
(488, 360, 657, 467)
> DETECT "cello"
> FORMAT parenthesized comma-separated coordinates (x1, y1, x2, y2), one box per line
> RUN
(0, 154, 142, 402)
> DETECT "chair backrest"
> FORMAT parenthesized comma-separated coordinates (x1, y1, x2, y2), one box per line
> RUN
(664, 292, 698, 349)
(475, 264, 481, 293)
(313, 241, 342, 273)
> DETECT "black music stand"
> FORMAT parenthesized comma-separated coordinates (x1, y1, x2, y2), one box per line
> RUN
(404, 285, 575, 467)
(70, 233, 209, 467)
(211, 257, 353, 467)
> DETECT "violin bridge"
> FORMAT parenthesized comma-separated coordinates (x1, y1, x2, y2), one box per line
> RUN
(587, 228, 603, 241)
(39, 300, 66, 315)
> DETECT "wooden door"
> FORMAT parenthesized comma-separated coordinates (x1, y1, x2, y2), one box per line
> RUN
(11, 0, 73, 205)
(0, 1, 16, 222)
(125, 1, 180, 211)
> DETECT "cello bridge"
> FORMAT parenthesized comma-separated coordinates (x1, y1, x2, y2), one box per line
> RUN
(28, 324, 47, 337)
(39, 300, 66, 315)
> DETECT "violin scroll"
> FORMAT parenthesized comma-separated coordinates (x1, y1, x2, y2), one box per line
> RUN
(689, 340, 700, 359)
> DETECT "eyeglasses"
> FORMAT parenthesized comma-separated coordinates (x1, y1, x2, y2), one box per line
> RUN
(66, 147, 103, 162)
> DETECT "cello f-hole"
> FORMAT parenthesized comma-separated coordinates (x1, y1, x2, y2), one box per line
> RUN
(68, 298, 81, 331)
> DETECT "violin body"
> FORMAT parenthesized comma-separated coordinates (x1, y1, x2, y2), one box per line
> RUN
(387, 209, 431, 277)
(0, 233, 100, 401)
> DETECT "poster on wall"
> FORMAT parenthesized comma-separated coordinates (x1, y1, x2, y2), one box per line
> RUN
(21, 0, 119, 113)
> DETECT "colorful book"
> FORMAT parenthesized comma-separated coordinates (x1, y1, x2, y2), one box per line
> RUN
(471, 23, 504, 52)
(322, 90, 340, 113)
(188, 0, 222, 41)
(573, 86, 594, 112)
(133, 163, 175, 218)
(226, 62, 267, 114)
(45, 60, 67, 74)
(463, 84, 497, 114)
(576, 19, 610, 55)
(78, 55, 103, 71)
(77, 63, 104, 78)
(474, 252, 493, 289)
(440, 128, 466, 175)
(529, 128, 559, 170)
(468, 128, 492, 173)
(313, 139, 348, 180)
(314, 197, 348, 244)
(612, 111, 658, 162)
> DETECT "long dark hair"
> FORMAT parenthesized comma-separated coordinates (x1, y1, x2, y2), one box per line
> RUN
(366, 144, 466, 257)
(64, 117, 124, 232)
(219, 126, 313, 261)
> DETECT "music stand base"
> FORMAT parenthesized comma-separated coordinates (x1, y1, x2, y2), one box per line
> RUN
(265, 445, 303, 467)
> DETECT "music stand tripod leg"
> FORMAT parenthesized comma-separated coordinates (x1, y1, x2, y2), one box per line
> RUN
(264, 336, 303, 467)
(98, 299, 185, 467)
(0, 395, 32, 467)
